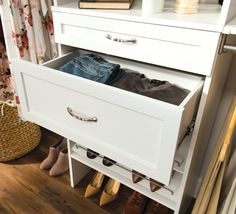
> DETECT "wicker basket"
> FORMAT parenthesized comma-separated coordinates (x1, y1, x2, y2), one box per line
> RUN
(0, 103, 41, 162)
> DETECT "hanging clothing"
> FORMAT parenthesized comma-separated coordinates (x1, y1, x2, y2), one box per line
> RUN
(9, 0, 57, 64)
(0, 42, 14, 101)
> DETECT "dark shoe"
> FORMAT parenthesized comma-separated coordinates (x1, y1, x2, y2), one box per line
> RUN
(132, 170, 145, 183)
(102, 156, 116, 166)
(123, 191, 148, 214)
(145, 200, 169, 214)
(87, 149, 99, 159)
(149, 178, 164, 192)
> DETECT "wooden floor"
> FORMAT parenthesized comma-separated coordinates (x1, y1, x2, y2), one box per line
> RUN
(0, 128, 134, 214)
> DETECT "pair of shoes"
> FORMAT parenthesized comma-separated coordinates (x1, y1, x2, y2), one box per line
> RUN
(84, 171, 121, 206)
(131, 171, 164, 192)
(86, 149, 116, 167)
(40, 137, 69, 176)
(123, 191, 170, 214)
(123, 191, 148, 214)
(144, 200, 170, 214)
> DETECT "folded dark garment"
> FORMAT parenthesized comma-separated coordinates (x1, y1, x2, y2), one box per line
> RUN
(105, 68, 126, 85)
(112, 72, 189, 105)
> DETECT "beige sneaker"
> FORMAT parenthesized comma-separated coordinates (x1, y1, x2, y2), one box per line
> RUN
(49, 148, 69, 176)
(40, 137, 65, 170)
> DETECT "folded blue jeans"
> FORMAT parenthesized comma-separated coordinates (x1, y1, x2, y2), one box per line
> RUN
(59, 54, 120, 83)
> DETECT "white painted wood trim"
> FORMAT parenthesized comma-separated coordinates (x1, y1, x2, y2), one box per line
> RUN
(67, 139, 91, 187)
(175, 51, 233, 214)
(52, 1, 225, 32)
(223, 17, 236, 35)
(219, 0, 236, 29)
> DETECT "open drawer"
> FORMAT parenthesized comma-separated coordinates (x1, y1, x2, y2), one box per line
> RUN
(12, 50, 203, 185)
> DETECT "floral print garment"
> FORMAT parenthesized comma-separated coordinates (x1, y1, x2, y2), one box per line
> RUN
(0, 43, 14, 101)
(1, 0, 57, 110)
(9, 0, 57, 64)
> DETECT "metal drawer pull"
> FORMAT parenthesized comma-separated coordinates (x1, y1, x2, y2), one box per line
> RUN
(67, 107, 97, 122)
(105, 34, 136, 43)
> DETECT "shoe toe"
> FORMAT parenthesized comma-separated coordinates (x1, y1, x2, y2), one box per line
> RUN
(49, 167, 58, 176)
(150, 179, 164, 192)
(99, 191, 118, 206)
(49, 151, 69, 176)
(87, 149, 99, 159)
(132, 170, 145, 183)
(84, 185, 100, 198)
(102, 157, 116, 166)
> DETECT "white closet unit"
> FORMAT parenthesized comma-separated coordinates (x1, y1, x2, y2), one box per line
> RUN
(1, 0, 236, 213)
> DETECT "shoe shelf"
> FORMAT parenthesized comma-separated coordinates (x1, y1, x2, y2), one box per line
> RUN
(69, 141, 184, 211)
(53, 0, 225, 32)
(173, 133, 192, 174)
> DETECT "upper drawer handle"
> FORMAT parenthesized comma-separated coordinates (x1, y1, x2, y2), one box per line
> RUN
(105, 34, 136, 44)
(67, 107, 97, 122)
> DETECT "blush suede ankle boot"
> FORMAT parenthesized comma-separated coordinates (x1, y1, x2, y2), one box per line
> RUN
(40, 137, 65, 170)
(49, 148, 69, 176)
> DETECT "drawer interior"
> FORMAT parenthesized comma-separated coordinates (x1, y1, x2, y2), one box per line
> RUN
(44, 49, 203, 107)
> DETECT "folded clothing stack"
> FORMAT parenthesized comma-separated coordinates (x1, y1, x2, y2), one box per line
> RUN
(59, 53, 121, 84)
(58, 53, 189, 105)
(110, 72, 189, 105)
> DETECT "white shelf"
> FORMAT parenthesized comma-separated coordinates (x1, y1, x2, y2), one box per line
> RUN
(52, 0, 223, 31)
(70, 143, 183, 210)
(223, 16, 236, 34)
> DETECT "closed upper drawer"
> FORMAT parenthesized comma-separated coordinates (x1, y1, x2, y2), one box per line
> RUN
(12, 50, 203, 185)
(52, 10, 220, 76)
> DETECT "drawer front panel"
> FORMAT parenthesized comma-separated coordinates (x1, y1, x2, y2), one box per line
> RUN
(23, 75, 172, 166)
(53, 11, 220, 76)
(12, 53, 202, 185)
